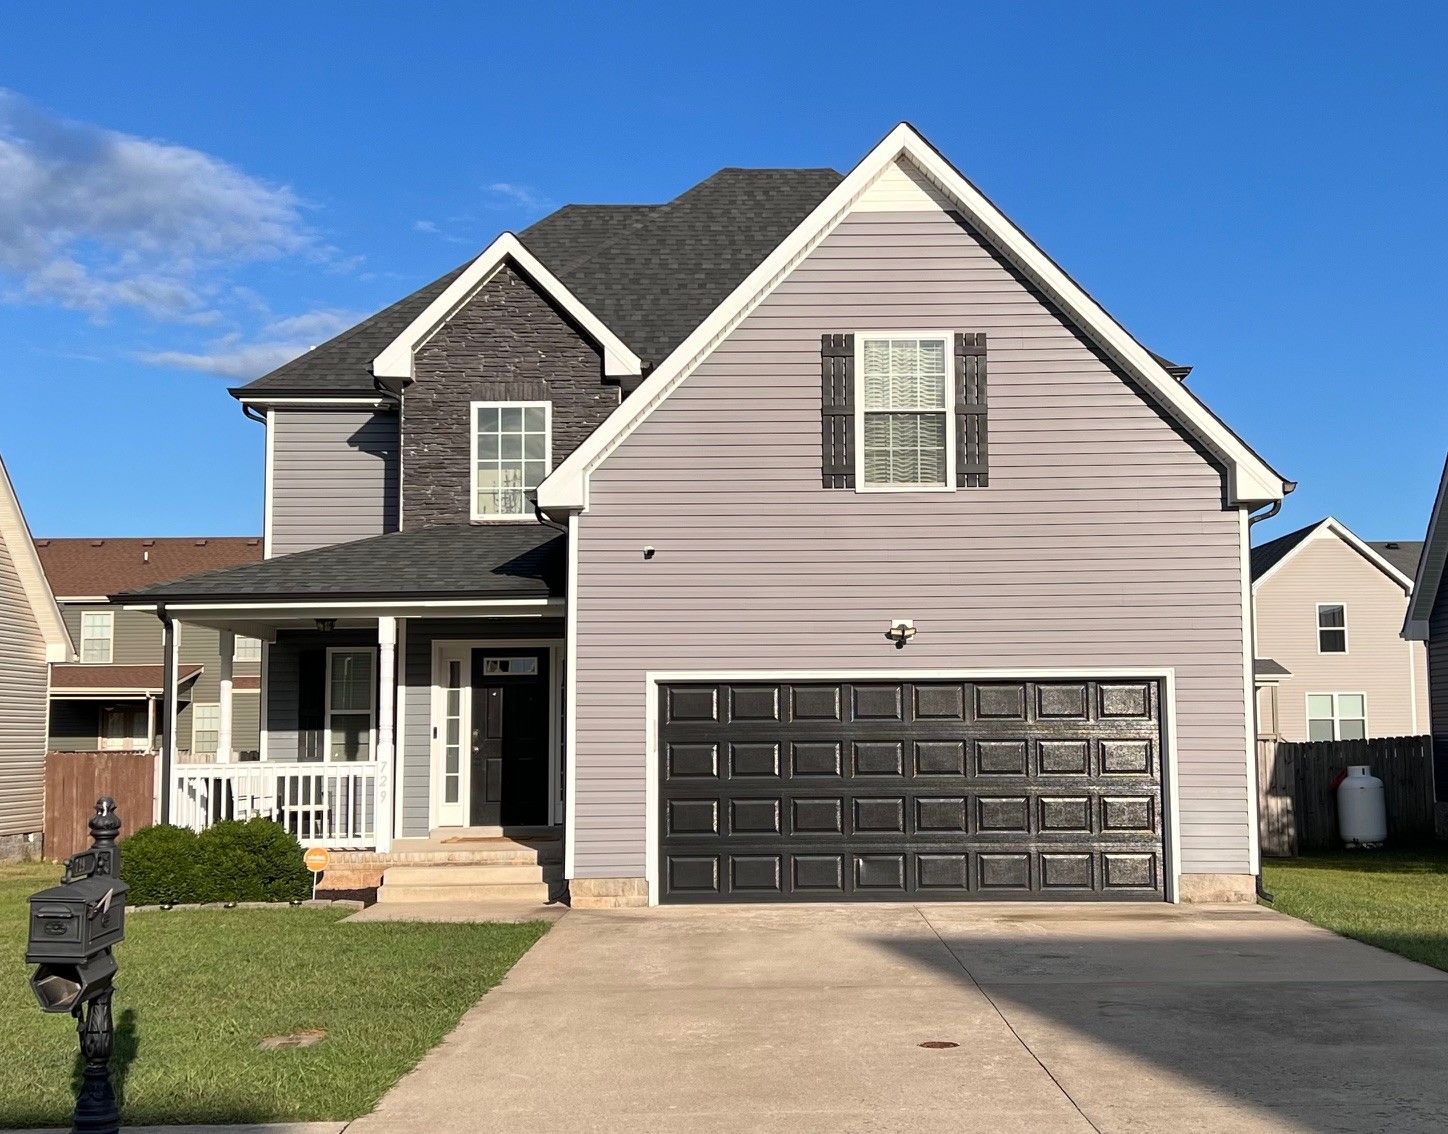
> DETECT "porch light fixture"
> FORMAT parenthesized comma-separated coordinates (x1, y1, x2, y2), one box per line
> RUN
(885, 619, 917, 649)
(314, 619, 337, 633)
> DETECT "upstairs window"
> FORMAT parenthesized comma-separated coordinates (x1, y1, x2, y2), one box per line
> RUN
(1317, 603, 1347, 653)
(80, 611, 114, 663)
(234, 636, 263, 661)
(472, 402, 551, 520)
(858, 336, 951, 488)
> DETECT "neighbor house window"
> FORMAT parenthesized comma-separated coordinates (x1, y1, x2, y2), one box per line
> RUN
(326, 649, 374, 761)
(192, 703, 220, 755)
(234, 636, 262, 661)
(1317, 604, 1347, 653)
(472, 402, 551, 519)
(1306, 693, 1366, 742)
(858, 336, 951, 488)
(80, 611, 114, 663)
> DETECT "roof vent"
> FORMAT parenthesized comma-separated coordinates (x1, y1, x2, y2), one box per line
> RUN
(90, 540, 104, 547)
(34, 539, 48, 547)
(1385, 542, 1400, 549)
(142, 539, 156, 548)
(194, 539, 208, 546)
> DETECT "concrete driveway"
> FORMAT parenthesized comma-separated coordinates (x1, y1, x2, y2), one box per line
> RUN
(348, 902, 1448, 1133)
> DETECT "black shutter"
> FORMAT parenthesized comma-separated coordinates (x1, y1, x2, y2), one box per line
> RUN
(821, 333, 855, 489)
(297, 648, 326, 762)
(955, 332, 988, 488)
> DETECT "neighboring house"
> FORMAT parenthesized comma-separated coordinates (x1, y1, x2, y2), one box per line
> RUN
(120, 124, 1291, 906)
(1403, 451, 1448, 830)
(1251, 517, 1428, 743)
(36, 538, 264, 760)
(0, 457, 72, 861)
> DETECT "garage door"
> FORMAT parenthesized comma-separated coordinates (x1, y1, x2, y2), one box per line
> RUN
(658, 678, 1165, 902)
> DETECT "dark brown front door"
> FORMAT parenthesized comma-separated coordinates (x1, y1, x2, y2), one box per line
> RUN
(470, 650, 551, 827)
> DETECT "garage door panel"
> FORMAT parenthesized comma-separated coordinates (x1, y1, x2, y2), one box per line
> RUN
(659, 679, 1166, 903)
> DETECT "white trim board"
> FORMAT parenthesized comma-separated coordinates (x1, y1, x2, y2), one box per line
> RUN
(640, 666, 1183, 907)
(1253, 516, 1416, 595)
(0, 454, 72, 662)
(538, 123, 1288, 513)
(1405, 451, 1448, 640)
(373, 233, 642, 383)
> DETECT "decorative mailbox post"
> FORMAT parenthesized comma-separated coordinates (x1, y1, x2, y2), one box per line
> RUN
(27, 798, 127, 1134)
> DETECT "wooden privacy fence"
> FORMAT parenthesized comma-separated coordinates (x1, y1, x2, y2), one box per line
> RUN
(44, 752, 156, 860)
(1257, 735, 1436, 856)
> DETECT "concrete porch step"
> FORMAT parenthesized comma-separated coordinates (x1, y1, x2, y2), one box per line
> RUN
(382, 863, 562, 887)
(377, 882, 551, 904)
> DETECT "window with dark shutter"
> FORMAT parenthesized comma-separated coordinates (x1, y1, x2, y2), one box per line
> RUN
(821, 333, 855, 488)
(955, 332, 988, 487)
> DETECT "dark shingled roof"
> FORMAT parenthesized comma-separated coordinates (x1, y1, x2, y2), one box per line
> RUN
(1250, 522, 1317, 581)
(1254, 658, 1292, 679)
(232, 168, 843, 397)
(116, 524, 563, 603)
(1366, 540, 1424, 581)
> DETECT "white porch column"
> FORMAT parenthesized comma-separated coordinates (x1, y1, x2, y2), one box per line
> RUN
(145, 695, 157, 754)
(218, 630, 235, 763)
(375, 616, 396, 853)
(159, 614, 179, 823)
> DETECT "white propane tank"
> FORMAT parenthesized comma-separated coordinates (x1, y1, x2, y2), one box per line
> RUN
(1338, 765, 1387, 847)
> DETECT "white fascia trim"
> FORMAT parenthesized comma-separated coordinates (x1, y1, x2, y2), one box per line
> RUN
(240, 397, 396, 408)
(125, 597, 560, 614)
(0, 455, 72, 661)
(539, 122, 1287, 512)
(1405, 451, 1448, 638)
(373, 233, 641, 382)
(1252, 516, 1416, 594)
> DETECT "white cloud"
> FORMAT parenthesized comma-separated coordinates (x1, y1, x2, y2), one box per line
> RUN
(413, 219, 439, 233)
(483, 182, 555, 213)
(0, 89, 315, 321)
(139, 307, 363, 379)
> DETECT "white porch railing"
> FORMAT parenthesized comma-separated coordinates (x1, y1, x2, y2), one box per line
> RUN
(172, 762, 379, 848)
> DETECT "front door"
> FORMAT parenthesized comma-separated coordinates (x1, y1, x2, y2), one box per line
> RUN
(469, 650, 551, 827)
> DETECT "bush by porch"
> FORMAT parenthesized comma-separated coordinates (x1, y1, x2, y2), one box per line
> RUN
(0, 862, 548, 1127)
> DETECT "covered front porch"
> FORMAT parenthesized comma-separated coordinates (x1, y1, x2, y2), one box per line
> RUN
(118, 523, 569, 855)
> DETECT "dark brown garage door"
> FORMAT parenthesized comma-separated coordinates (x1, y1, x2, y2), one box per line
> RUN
(658, 678, 1166, 903)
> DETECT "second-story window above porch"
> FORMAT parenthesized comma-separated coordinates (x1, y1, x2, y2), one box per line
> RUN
(471, 402, 552, 521)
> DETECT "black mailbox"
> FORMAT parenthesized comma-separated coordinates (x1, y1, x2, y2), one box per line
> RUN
(27, 874, 127, 965)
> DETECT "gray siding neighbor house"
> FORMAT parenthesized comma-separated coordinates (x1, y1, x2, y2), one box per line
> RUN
(0, 456, 71, 862)
(118, 124, 1289, 907)
(1403, 451, 1448, 830)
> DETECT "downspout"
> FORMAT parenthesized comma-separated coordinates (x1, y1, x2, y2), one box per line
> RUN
(1246, 494, 1289, 902)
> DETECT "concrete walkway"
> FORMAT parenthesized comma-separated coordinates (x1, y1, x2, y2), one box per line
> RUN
(348, 901, 1448, 1133)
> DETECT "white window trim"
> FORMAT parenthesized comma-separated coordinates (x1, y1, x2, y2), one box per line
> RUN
(234, 636, 263, 661)
(1316, 601, 1349, 655)
(80, 609, 115, 664)
(191, 702, 221, 755)
(469, 400, 553, 522)
(324, 646, 377, 764)
(1305, 691, 1368, 741)
(852, 331, 956, 493)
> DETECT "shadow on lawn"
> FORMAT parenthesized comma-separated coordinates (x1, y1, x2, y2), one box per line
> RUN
(70, 1007, 138, 1109)
(1267, 845, 1448, 876)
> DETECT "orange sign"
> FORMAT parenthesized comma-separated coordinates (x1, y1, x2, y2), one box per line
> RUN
(303, 847, 330, 873)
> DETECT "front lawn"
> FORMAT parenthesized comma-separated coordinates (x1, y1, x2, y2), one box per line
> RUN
(1262, 845, 1448, 972)
(0, 862, 547, 1127)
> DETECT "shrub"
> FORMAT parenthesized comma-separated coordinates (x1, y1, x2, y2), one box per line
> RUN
(121, 824, 202, 905)
(120, 818, 311, 905)
(195, 818, 312, 903)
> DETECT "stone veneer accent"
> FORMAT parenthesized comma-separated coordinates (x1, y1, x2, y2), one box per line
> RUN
(569, 877, 649, 909)
(402, 262, 617, 528)
(1177, 873, 1256, 903)
(0, 832, 41, 865)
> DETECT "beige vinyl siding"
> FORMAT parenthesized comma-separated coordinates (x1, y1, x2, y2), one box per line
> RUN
(1255, 534, 1428, 741)
(573, 207, 1254, 880)
(176, 622, 260, 756)
(0, 531, 49, 836)
(269, 410, 399, 557)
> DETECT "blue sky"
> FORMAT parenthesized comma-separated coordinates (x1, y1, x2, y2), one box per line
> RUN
(1, 1, 1443, 543)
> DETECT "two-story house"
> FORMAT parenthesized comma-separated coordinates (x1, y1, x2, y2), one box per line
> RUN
(0, 455, 71, 862)
(120, 124, 1290, 906)
(38, 537, 264, 759)
(1403, 451, 1448, 833)
(1251, 517, 1428, 742)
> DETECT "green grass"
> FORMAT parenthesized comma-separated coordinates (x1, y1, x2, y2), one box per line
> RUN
(1262, 845, 1448, 971)
(0, 862, 547, 1127)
